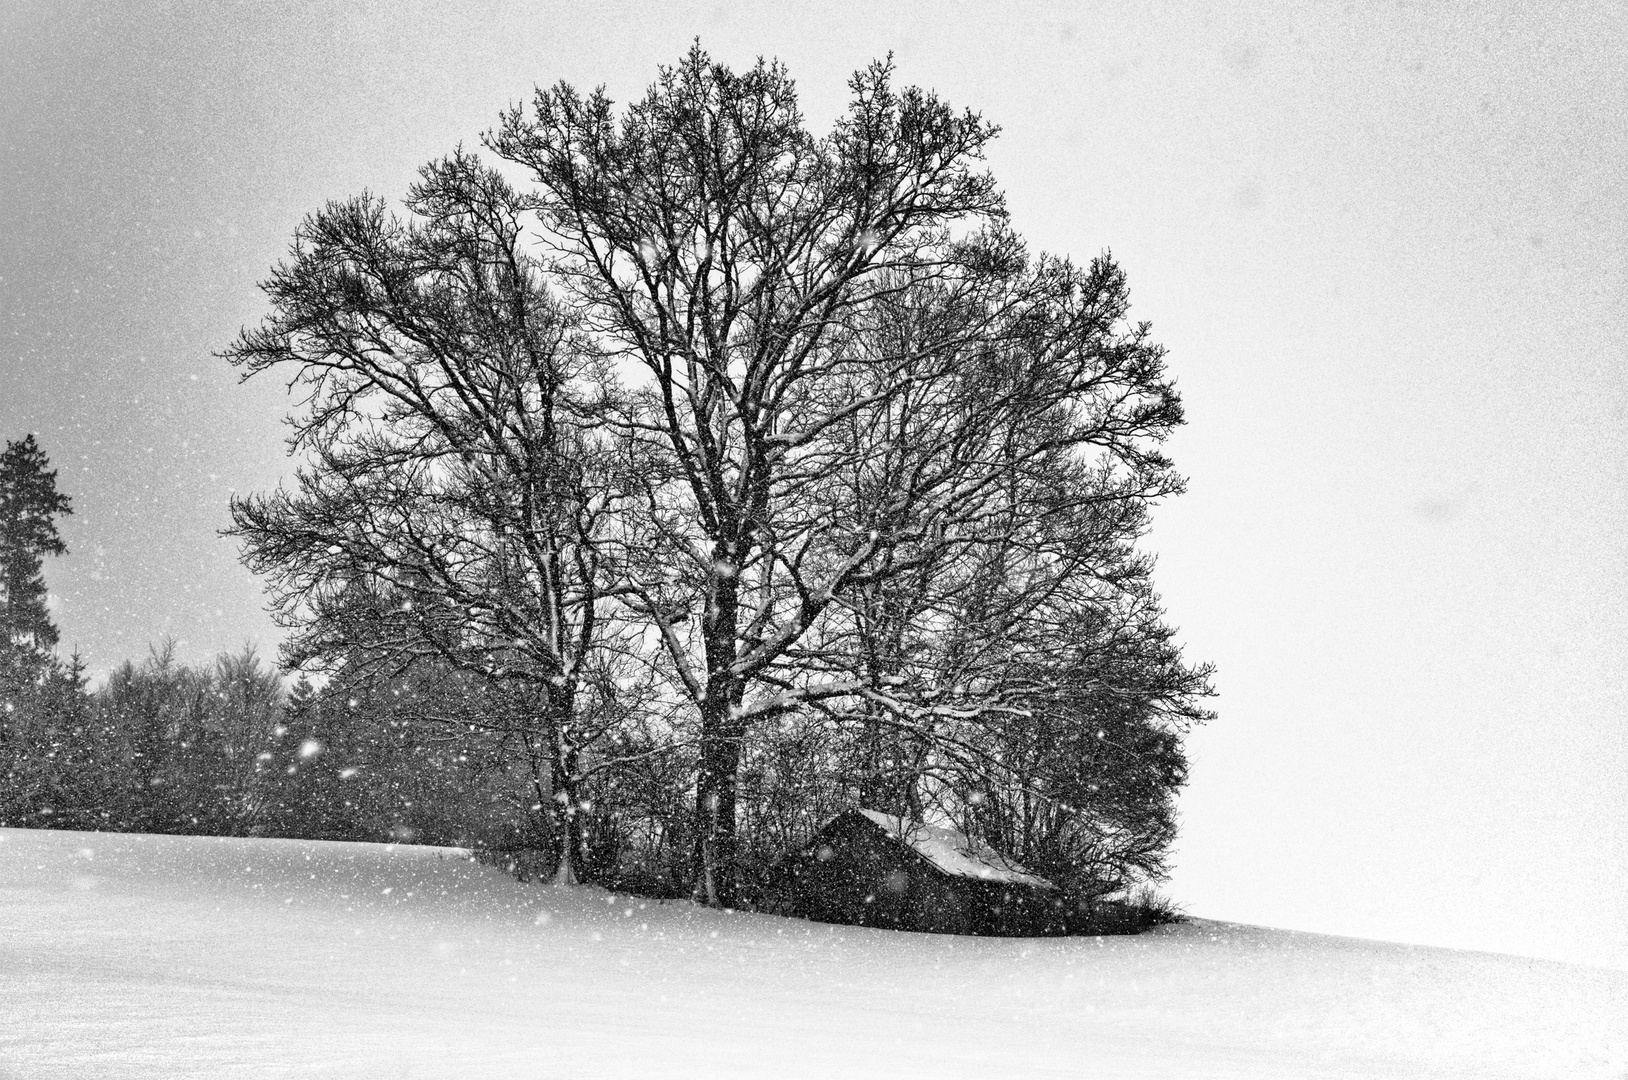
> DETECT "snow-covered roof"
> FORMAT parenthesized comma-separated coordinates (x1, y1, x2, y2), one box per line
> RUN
(844, 808, 1057, 891)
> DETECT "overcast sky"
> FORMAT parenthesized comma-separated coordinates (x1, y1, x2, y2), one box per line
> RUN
(3, 0, 1623, 969)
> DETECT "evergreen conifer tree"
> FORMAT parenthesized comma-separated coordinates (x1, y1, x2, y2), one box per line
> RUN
(0, 434, 72, 660)
(0, 434, 76, 824)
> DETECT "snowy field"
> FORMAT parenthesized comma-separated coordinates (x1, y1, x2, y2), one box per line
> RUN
(1, 828, 1622, 1079)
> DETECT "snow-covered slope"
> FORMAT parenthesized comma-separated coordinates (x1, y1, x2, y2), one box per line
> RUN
(1, 828, 1621, 1079)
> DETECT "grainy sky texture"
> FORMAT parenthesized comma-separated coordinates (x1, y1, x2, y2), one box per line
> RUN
(2, 1, 1623, 968)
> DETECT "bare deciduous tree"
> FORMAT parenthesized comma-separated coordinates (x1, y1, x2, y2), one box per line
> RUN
(490, 46, 1197, 904)
(225, 152, 627, 884)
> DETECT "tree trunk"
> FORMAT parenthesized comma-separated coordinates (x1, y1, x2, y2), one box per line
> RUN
(692, 551, 743, 906)
(856, 710, 890, 810)
(545, 687, 584, 886)
(692, 706, 744, 906)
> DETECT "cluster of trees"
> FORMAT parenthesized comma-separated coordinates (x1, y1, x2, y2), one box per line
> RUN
(0, 435, 540, 848)
(1, 432, 80, 818)
(0, 637, 546, 849)
(223, 48, 1214, 906)
(3, 49, 1212, 912)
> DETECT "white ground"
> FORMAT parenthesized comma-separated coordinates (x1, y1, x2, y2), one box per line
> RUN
(1, 828, 1622, 1079)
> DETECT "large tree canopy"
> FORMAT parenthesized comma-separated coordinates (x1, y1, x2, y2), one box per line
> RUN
(487, 46, 1203, 902)
(224, 153, 629, 883)
(229, 45, 1213, 907)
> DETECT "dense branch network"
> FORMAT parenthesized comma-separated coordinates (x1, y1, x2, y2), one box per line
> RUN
(225, 45, 1214, 905)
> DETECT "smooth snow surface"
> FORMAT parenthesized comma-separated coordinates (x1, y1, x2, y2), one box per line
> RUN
(850, 808, 1057, 889)
(1, 828, 1622, 1079)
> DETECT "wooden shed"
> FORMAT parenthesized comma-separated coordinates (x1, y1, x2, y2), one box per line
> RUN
(767, 808, 1062, 936)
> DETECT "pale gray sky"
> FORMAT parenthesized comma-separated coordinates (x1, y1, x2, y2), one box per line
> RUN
(3, 0, 1623, 968)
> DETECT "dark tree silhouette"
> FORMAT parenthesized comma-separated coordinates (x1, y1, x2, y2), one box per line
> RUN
(488, 45, 1199, 904)
(222, 45, 1213, 909)
(0, 434, 72, 661)
(224, 154, 631, 883)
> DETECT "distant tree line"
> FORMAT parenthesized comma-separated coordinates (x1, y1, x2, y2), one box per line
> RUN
(0, 638, 543, 850)
(3, 48, 1215, 914)
(0, 435, 527, 848)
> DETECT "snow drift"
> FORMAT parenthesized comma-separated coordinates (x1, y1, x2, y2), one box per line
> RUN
(0, 827, 1622, 1079)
